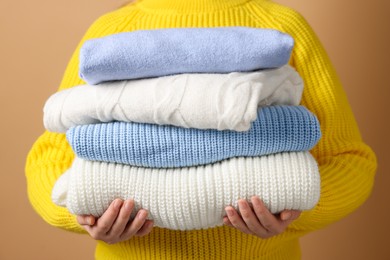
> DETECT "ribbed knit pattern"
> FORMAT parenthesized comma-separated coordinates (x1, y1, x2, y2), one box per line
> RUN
(79, 27, 293, 84)
(25, 0, 377, 259)
(52, 152, 320, 230)
(67, 105, 321, 168)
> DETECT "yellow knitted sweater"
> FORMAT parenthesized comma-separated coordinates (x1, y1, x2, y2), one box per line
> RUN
(25, 0, 377, 259)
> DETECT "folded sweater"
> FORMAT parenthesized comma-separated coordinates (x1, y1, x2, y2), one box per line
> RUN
(44, 65, 303, 133)
(67, 106, 321, 168)
(79, 27, 294, 84)
(52, 152, 321, 230)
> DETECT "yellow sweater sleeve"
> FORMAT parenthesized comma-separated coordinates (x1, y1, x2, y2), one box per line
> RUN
(262, 3, 377, 232)
(25, 6, 142, 233)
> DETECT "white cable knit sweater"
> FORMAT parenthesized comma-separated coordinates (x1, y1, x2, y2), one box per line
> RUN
(44, 65, 303, 133)
(52, 152, 320, 230)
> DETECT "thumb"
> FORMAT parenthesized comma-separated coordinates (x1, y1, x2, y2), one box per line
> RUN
(77, 215, 96, 226)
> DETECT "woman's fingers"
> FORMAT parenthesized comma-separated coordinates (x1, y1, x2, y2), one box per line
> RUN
(93, 199, 123, 235)
(280, 210, 291, 221)
(281, 210, 301, 222)
(237, 199, 268, 237)
(291, 210, 301, 220)
(223, 197, 302, 239)
(279, 210, 302, 231)
(225, 206, 253, 235)
(135, 220, 154, 237)
(121, 209, 149, 239)
(77, 199, 155, 244)
(223, 216, 232, 227)
(251, 196, 284, 234)
(107, 199, 135, 237)
(77, 215, 96, 226)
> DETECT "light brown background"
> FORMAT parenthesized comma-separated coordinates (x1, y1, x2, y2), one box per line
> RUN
(1, 0, 388, 259)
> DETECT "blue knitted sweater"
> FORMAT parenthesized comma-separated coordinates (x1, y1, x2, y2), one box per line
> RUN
(66, 106, 321, 168)
(79, 27, 293, 84)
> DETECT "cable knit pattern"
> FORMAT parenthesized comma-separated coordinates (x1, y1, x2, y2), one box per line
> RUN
(44, 65, 303, 133)
(52, 152, 321, 230)
(79, 27, 293, 84)
(25, 0, 377, 259)
(66, 105, 321, 168)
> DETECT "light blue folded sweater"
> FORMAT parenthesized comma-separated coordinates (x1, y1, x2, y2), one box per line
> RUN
(67, 106, 321, 168)
(79, 27, 294, 84)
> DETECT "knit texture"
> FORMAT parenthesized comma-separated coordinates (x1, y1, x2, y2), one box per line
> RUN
(79, 27, 294, 84)
(66, 105, 321, 168)
(52, 152, 321, 230)
(25, 0, 377, 259)
(44, 65, 303, 133)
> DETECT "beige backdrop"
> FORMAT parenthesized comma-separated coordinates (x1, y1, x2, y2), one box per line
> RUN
(1, 0, 388, 259)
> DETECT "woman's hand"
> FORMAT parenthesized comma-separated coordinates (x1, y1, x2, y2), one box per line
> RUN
(223, 196, 301, 239)
(77, 199, 154, 244)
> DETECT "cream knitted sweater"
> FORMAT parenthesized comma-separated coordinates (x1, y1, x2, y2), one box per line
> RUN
(44, 65, 302, 132)
(52, 152, 320, 230)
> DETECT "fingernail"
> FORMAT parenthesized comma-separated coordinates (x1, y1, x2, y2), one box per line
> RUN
(282, 212, 291, 221)
(138, 210, 147, 219)
(239, 200, 247, 209)
(251, 196, 261, 206)
(114, 199, 122, 209)
(87, 216, 93, 225)
(226, 209, 234, 217)
(125, 200, 133, 211)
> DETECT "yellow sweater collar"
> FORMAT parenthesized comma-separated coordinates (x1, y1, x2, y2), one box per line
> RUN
(137, 0, 252, 12)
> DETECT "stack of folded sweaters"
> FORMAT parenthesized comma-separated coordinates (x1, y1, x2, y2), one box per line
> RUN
(46, 27, 322, 231)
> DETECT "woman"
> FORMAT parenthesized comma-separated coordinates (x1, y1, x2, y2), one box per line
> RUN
(26, 0, 377, 259)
